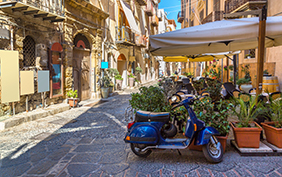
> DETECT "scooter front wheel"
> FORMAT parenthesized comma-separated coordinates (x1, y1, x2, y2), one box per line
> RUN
(203, 137, 223, 163)
(130, 143, 152, 158)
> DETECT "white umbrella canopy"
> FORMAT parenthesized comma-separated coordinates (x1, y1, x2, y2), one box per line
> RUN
(149, 16, 282, 56)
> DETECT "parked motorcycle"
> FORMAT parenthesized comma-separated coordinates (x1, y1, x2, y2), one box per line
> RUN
(124, 97, 224, 163)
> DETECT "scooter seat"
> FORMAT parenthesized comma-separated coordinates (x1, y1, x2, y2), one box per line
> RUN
(135, 111, 170, 122)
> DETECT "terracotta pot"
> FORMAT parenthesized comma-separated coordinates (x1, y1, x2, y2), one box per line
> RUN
(69, 99, 78, 107)
(188, 135, 228, 152)
(216, 134, 228, 153)
(188, 139, 202, 151)
(230, 122, 262, 148)
(128, 77, 135, 87)
(261, 122, 282, 148)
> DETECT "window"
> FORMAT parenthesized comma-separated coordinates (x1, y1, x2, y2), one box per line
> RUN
(199, 9, 204, 21)
(244, 49, 255, 59)
(23, 36, 35, 67)
(49, 43, 63, 98)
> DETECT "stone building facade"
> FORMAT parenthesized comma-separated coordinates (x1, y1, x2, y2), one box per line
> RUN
(0, 0, 108, 116)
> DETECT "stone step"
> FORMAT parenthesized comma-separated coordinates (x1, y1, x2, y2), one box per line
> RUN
(0, 103, 70, 131)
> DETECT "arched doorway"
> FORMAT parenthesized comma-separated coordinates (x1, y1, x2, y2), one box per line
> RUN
(117, 54, 127, 88)
(73, 33, 91, 101)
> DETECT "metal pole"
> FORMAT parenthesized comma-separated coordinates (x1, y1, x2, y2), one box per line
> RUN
(221, 59, 223, 83)
(256, 6, 267, 96)
(233, 54, 237, 86)
(26, 96, 28, 112)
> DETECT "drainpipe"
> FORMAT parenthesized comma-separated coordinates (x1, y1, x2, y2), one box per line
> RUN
(101, 0, 110, 81)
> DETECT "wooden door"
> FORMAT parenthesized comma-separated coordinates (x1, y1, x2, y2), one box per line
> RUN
(73, 48, 90, 101)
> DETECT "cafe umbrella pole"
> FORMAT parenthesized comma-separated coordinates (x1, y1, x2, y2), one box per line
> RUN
(256, 6, 267, 97)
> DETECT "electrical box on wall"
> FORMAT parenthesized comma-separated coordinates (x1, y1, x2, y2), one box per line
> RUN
(101, 62, 108, 69)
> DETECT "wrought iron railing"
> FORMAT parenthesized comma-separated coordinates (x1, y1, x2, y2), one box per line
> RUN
(0, 0, 64, 16)
(115, 26, 135, 44)
(201, 11, 223, 24)
(225, 0, 266, 14)
(177, 11, 184, 23)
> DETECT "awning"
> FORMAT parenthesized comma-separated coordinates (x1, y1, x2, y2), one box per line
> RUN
(163, 51, 241, 62)
(163, 56, 188, 62)
(149, 16, 282, 56)
(120, 0, 140, 34)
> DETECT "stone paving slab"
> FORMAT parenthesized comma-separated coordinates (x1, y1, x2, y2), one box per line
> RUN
(262, 140, 282, 152)
(231, 140, 274, 155)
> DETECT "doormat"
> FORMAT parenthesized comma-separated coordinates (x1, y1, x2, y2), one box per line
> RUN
(84, 100, 108, 107)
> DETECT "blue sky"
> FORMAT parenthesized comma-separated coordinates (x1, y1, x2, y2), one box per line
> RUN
(159, 0, 181, 29)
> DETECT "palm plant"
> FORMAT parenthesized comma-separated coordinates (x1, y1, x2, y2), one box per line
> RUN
(232, 96, 262, 127)
(268, 98, 282, 128)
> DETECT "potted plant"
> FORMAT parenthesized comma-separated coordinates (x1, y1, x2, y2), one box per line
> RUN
(245, 54, 252, 59)
(230, 97, 263, 148)
(192, 97, 231, 152)
(239, 64, 252, 93)
(108, 68, 119, 90)
(261, 98, 282, 148)
(135, 67, 143, 83)
(109, 83, 114, 93)
(67, 90, 78, 107)
(101, 75, 110, 98)
(128, 73, 135, 87)
(115, 74, 123, 90)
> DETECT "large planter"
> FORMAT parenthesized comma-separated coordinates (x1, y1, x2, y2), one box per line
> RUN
(128, 77, 135, 87)
(69, 98, 78, 107)
(261, 122, 282, 148)
(101, 87, 109, 98)
(231, 122, 262, 148)
(188, 134, 228, 153)
(240, 84, 253, 93)
(109, 86, 113, 93)
(116, 79, 123, 90)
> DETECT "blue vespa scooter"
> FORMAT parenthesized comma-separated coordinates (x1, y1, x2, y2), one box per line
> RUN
(124, 97, 223, 163)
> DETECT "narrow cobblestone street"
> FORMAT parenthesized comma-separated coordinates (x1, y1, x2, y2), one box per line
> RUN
(1, 85, 282, 177)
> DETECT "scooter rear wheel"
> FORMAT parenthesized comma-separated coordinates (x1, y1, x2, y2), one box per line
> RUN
(203, 138, 223, 163)
(130, 143, 152, 158)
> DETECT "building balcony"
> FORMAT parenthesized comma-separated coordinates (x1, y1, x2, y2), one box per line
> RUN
(136, 0, 147, 6)
(201, 11, 223, 24)
(151, 15, 159, 26)
(225, 0, 266, 14)
(0, 0, 65, 22)
(135, 34, 148, 48)
(177, 11, 184, 23)
(116, 26, 135, 46)
(144, 1, 153, 16)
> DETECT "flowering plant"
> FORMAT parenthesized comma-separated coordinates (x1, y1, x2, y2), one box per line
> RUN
(128, 73, 135, 78)
(224, 66, 227, 71)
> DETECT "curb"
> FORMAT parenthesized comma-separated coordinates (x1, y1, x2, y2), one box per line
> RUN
(0, 104, 70, 131)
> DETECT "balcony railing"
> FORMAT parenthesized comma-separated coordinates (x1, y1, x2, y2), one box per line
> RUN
(177, 11, 184, 23)
(135, 34, 148, 47)
(136, 0, 147, 6)
(151, 15, 158, 26)
(201, 11, 223, 24)
(225, 0, 266, 14)
(0, 0, 64, 17)
(115, 26, 135, 46)
(144, 0, 153, 16)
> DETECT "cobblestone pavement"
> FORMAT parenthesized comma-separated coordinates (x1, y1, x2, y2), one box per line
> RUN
(1, 84, 282, 177)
